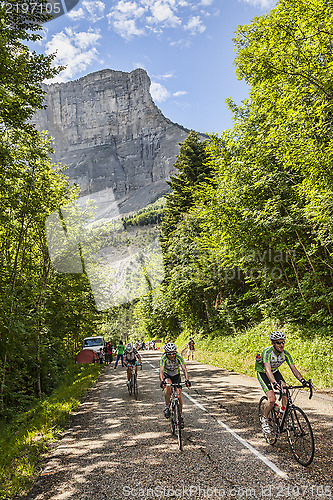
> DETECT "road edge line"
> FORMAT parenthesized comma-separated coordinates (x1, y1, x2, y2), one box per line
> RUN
(183, 391, 288, 479)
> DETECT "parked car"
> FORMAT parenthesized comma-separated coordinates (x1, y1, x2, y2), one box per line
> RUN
(82, 336, 104, 353)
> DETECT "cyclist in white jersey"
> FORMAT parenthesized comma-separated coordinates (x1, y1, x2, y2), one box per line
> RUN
(159, 342, 191, 428)
(255, 331, 310, 433)
(124, 343, 142, 386)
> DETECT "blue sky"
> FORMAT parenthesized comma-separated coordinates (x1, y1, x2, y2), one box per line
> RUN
(34, 0, 276, 134)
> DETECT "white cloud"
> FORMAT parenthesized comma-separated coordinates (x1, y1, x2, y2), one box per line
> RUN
(45, 28, 102, 83)
(173, 90, 187, 96)
(150, 82, 170, 102)
(67, 0, 105, 22)
(107, 0, 213, 39)
(82, 0, 105, 22)
(241, 0, 276, 8)
(148, 1, 181, 27)
(184, 15, 206, 34)
(153, 71, 175, 80)
(67, 7, 86, 20)
(107, 1, 146, 39)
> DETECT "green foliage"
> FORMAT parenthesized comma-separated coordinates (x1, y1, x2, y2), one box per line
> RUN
(161, 131, 211, 243)
(0, 363, 102, 499)
(181, 319, 332, 389)
(134, 0, 333, 342)
(122, 198, 165, 228)
(0, 0, 104, 419)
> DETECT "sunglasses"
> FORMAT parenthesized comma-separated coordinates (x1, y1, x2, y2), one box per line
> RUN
(167, 352, 176, 356)
(274, 341, 285, 345)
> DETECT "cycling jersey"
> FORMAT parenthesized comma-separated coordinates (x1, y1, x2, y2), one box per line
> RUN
(188, 340, 195, 350)
(124, 348, 139, 363)
(160, 353, 185, 377)
(255, 346, 294, 373)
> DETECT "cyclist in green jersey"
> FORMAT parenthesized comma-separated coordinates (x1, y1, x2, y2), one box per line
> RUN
(256, 331, 310, 433)
(159, 342, 191, 427)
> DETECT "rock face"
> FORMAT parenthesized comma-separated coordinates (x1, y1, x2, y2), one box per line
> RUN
(33, 68, 199, 213)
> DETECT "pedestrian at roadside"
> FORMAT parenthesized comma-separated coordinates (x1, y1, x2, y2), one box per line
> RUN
(103, 344, 109, 365)
(107, 342, 113, 365)
(187, 338, 195, 361)
(98, 348, 104, 365)
(114, 340, 125, 368)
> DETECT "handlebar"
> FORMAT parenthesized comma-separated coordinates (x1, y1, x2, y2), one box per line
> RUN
(162, 381, 191, 389)
(276, 379, 313, 400)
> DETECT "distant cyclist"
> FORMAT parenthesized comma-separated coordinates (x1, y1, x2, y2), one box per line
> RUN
(187, 338, 195, 361)
(256, 331, 310, 434)
(124, 343, 142, 386)
(159, 342, 191, 428)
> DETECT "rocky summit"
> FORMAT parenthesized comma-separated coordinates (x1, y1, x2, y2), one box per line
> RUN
(33, 68, 201, 214)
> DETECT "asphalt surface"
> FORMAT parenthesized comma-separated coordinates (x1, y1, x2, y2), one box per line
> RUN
(17, 352, 333, 500)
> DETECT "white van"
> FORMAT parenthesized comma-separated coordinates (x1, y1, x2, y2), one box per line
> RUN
(82, 336, 104, 353)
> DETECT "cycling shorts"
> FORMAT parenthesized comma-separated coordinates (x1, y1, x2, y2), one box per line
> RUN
(163, 373, 181, 387)
(257, 370, 285, 393)
(126, 359, 137, 366)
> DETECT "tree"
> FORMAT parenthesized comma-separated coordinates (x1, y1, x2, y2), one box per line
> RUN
(161, 131, 211, 242)
(0, 2, 97, 415)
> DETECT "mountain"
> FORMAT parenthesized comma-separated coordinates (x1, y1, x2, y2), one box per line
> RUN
(33, 68, 203, 214)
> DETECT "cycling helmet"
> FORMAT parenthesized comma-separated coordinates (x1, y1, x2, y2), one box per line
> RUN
(270, 331, 286, 341)
(164, 342, 177, 353)
(126, 343, 133, 352)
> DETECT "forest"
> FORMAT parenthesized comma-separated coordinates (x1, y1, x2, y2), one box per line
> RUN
(1, 0, 333, 426)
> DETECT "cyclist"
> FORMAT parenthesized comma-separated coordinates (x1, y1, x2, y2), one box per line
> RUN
(159, 342, 191, 428)
(187, 338, 195, 361)
(255, 331, 310, 434)
(124, 343, 142, 386)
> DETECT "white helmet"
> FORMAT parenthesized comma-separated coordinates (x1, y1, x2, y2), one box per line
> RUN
(164, 342, 177, 353)
(270, 331, 286, 341)
(126, 343, 133, 352)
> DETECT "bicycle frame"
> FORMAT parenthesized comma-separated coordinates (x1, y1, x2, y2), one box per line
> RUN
(276, 382, 313, 434)
(259, 380, 315, 466)
(167, 383, 181, 405)
(165, 383, 183, 450)
(126, 361, 141, 398)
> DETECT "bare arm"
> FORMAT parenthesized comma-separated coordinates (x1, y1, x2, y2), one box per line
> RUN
(181, 363, 189, 380)
(290, 364, 303, 381)
(159, 365, 165, 382)
(264, 363, 277, 385)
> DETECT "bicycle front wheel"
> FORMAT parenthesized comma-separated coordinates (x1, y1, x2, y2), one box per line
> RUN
(258, 396, 278, 445)
(286, 406, 314, 466)
(175, 401, 183, 451)
(127, 377, 132, 395)
(133, 373, 138, 400)
(170, 403, 176, 436)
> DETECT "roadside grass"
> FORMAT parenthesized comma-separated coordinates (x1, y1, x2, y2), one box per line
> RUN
(0, 363, 102, 500)
(176, 319, 332, 390)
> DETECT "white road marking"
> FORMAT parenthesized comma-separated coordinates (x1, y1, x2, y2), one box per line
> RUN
(141, 357, 157, 369)
(182, 391, 288, 479)
(148, 362, 157, 369)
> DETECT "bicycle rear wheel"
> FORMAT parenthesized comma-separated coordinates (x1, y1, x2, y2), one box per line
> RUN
(259, 396, 278, 445)
(175, 401, 183, 451)
(286, 406, 314, 466)
(133, 373, 138, 400)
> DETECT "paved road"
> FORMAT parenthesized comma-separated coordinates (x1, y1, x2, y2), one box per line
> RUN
(19, 352, 333, 500)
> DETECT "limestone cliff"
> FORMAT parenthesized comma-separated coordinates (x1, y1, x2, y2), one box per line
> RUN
(33, 68, 198, 213)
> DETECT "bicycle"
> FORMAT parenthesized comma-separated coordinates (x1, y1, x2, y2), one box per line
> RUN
(165, 383, 184, 451)
(126, 362, 142, 400)
(258, 380, 315, 466)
